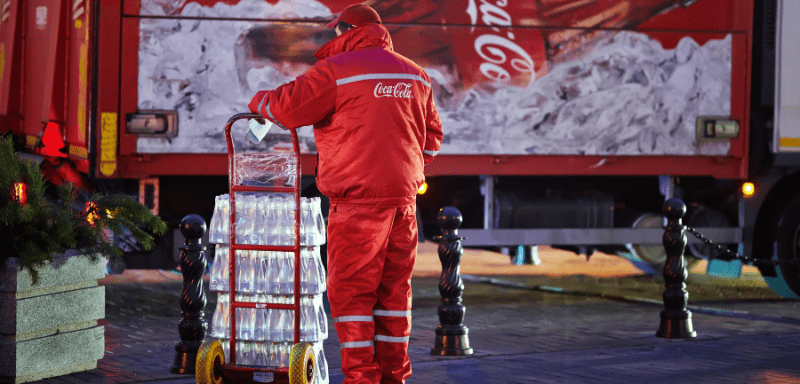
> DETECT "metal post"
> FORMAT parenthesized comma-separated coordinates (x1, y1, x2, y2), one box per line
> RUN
(656, 198, 697, 339)
(431, 206, 474, 356)
(170, 214, 209, 374)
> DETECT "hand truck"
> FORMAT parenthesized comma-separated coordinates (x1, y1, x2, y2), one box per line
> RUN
(196, 113, 315, 384)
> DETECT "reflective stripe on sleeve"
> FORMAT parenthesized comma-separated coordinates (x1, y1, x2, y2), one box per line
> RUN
(337, 73, 431, 88)
(257, 94, 268, 117)
(333, 315, 374, 323)
(423, 149, 438, 157)
(375, 335, 410, 343)
(264, 102, 288, 130)
(373, 309, 411, 317)
(341, 341, 375, 349)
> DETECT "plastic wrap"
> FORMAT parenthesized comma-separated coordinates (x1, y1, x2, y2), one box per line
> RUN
(233, 151, 297, 187)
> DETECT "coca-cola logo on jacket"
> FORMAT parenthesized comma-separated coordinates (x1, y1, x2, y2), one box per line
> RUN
(374, 82, 413, 98)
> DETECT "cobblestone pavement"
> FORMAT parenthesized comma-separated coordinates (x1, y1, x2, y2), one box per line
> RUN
(22, 246, 800, 384)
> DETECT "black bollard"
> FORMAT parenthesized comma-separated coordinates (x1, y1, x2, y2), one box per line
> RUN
(656, 198, 697, 339)
(431, 206, 473, 356)
(170, 214, 209, 374)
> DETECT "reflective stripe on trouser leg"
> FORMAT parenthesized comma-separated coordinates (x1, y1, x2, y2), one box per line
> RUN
(327, 203, 397, 384)
(374, 204, 417, 384)
(334, 316, 379, 384)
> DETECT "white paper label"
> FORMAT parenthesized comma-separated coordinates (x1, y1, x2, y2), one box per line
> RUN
(248, 119, 273, 144)
(253, 371, 274, 383)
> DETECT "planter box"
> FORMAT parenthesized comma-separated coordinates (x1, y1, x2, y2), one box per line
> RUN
(0, 251, 106, 384)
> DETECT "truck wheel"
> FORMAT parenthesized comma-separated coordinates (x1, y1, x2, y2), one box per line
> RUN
(628, 213, 667, 271)
(761, 196, 800, 298)
(622, 212, 700, 275)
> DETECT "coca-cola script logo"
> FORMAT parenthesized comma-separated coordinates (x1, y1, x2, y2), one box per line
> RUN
(374, 82, 413, 98)
(466, 0, 535, 84)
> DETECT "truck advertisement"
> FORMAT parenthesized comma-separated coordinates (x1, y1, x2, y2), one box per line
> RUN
(135, 0, 734, 158)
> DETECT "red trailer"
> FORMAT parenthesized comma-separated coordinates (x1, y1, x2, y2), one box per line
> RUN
(2, 0, 800, 296)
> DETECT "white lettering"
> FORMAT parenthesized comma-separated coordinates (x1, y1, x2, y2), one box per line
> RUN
(479, 1, 511, 27)
(374, 82, 413, 99)
(480, 62, 510, 83)
(468, 0, 536, 84)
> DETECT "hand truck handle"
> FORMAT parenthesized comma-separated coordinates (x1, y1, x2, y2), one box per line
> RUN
(224, 113, 299, 155)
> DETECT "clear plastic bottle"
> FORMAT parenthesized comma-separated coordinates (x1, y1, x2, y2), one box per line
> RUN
(238, 340, 255, 365)
(301, 198, 315, 246)
(244, 251, 256, 293)
(254, 342, 269, 367)
(209, 195, 221, 243)
(209, 246, 222, 291)
(254, 251, 267, 294)
(266, 251, 280, 294)
(278, 198, 295, 246)
(253, 294, 266, 341)
(264, 196, 279, 246)
(235, 294, 254, 341)
(267, 342, 280, 367)
(276, 342, 290, 367)
(278, 252, 295, 295)
(210, 245, 230, 292)
(283, 299, 295, 342)
(268, 297, 284, 341)
(221, 195, 230, 242)
(303, 248, 322, 294)
(300, 296, 318, 342)
(236, 250, 255, 293)
(210, 292, 229, 338)
(300, 250, 311, 294)
(220, 339, 230, 364)
(255, 195, 269, 246)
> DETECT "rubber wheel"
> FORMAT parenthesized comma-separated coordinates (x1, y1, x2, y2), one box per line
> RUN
(196, 340, 228, 384)
(761, 195, 800, 298)
(289, 342, 316, 384)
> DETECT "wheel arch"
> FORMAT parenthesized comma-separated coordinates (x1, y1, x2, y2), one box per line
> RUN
(752, 169, 800, 264)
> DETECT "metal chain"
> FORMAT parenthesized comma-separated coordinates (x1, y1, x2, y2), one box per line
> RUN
(683, 226, 800, 267)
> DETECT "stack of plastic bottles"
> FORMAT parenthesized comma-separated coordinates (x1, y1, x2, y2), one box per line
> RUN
(207, 193, 329, 384)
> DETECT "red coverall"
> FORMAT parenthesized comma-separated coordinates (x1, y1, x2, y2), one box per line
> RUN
(248, 23, 443, 384)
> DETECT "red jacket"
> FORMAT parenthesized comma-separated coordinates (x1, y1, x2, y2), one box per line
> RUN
(249, 24, 442, 207)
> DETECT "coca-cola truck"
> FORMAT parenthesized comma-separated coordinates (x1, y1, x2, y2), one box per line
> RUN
(2, 0, 800, 296)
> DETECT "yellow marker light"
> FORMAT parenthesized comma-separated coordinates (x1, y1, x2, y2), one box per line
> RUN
(417, 182, 428, 195)
(742, 182, 755, 198)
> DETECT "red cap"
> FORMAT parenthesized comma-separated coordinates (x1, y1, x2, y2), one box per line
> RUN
(326, 4, 381, 29)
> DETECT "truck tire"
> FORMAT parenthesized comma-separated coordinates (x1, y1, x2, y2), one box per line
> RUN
(761, 195, 800, 298)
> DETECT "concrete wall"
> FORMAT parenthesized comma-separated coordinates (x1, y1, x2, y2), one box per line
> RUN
(0, 252, 106, 384)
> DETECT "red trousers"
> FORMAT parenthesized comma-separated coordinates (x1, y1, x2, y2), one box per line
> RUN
(326, 201, 417, 384)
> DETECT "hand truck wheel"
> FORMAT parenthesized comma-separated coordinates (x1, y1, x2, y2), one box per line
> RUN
(289, 342, 316, 384)
(196, 340, 230, 384)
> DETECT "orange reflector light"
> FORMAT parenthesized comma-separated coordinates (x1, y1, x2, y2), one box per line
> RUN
(418, 182, 428, 195)
(742, 182, 755, 198)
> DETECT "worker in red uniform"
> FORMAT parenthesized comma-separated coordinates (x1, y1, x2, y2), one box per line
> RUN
(248, 3, 443, 383)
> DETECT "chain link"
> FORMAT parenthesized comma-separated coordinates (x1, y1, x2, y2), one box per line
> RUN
(682, 226, 800, 267)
